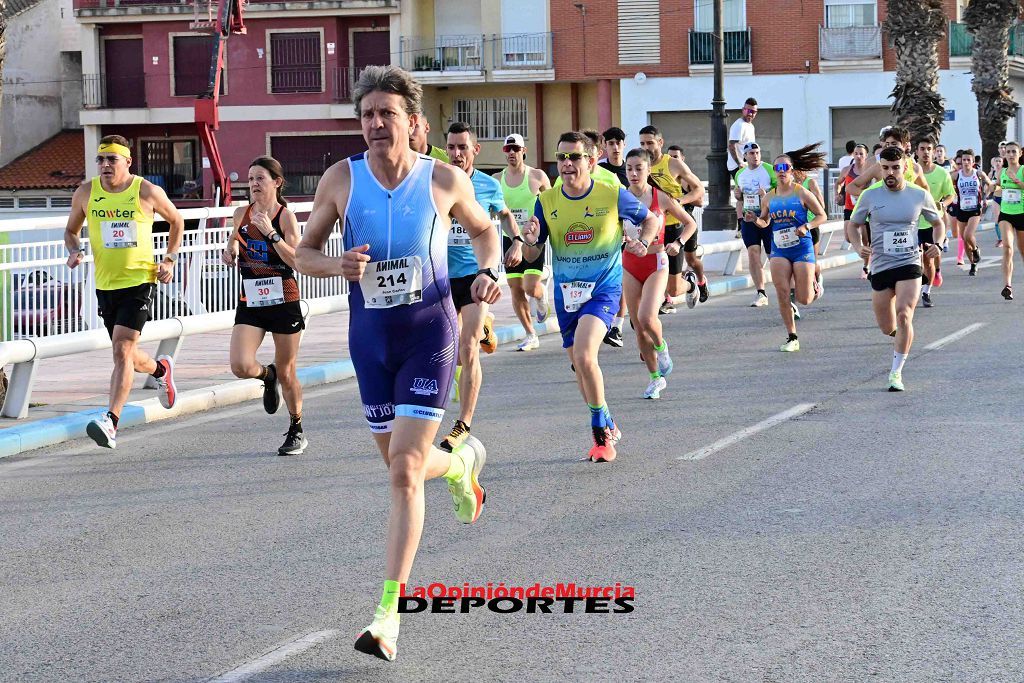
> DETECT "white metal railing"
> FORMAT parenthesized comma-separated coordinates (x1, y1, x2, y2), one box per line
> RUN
(0, 202, 353, 342)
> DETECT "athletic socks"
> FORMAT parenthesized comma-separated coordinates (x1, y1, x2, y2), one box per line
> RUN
(588, 403, 614, 430)
(378, 579, 402, 617)
(788, 333, 798, 342)
(892, 351, 908, 374)
(922, 284, 932, 294)
(151, 361, 166, 379)
(649, 371, 661, 380)
(957, 238, 966, 262)
(611, 316, 624, 331)
(757, 289, 767, 297)
(107, 411, 119, 428)
(443, 446, 467, 480)
(289, 413, 302, 430)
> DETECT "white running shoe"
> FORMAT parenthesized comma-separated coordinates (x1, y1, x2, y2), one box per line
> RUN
(86, 415, 117, 449)
(751, 292, 769, 307)
(815, 273, 824, 300)
(643, 376, 667, 399)
(791, 302, 801, 320)
(354, 606, 400, 662)
(656, 341, 673, 377)
(536, 270, 551, 324)
(516, 334, 540, 352)
(684, 271, 699, 309)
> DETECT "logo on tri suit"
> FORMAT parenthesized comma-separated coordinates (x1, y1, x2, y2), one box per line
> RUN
(565, 222, 594, 246)
(411, 378, 440, 396)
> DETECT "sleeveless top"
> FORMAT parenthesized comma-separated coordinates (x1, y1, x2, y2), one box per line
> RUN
(87, 175, 156, 291)
(236, 204, 299, 305)
(623, 188, 665, 247)
(843, 164, 860, 210)
(499, 168, 538, 229)
(955, 170, 981, 211)
(344, 153, 450, 313)
(648, 153, 683, 226)
(768, 189, 812, 252)
(999, 166, 1024, 215)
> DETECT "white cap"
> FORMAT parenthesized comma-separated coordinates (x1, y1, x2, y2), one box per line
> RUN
(742, 141, 760, 154)
(503, 133, 525, 150)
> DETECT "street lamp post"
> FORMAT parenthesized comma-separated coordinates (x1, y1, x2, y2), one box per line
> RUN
(704, 0, 735, 231)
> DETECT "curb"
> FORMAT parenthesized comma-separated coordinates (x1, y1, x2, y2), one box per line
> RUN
(0, 252, 861, 459)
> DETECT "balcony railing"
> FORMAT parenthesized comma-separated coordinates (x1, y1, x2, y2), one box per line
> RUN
(949, 21, 1024, 58)
(819, 25, 882, 61)
(689, 29, 751, 65)
(332, 66, 356, 103)
(82, 73, 147, 109)
(492, 32, 552, 69)
(400, 35, 484, 72)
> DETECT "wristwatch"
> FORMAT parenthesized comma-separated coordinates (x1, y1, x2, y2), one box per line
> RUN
(513, 235, 524, 243)
(476, 267, 498, 282)
(268, 233, 282, 244)
(639, 238, 651, 249)
(163, 253, 178, 263)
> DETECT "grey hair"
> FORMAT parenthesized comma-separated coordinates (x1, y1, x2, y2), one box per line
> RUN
(352, 65, 423, 116)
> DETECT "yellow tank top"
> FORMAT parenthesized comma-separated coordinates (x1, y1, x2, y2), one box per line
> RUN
(649, 153, 683, 225)
(87, 176, 156, 290)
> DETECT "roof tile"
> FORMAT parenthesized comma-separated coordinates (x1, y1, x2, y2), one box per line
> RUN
(0, 130, 85, 191)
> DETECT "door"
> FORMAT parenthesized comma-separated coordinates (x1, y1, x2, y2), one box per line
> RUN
(103, 38, 146, 108)
(353, 30, 391, 70)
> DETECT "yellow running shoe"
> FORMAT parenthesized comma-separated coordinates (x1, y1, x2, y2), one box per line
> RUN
(447, 435, 487, 523)
(480, 313, 498, 354)
(354, 606, 399, 662)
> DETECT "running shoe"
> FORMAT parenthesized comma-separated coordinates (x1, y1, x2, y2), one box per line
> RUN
(588, 424, 622, 463)
(536, 271, 552, 324)
(1002, 285, 1013, 300)
(155, 355, 177, 409)
(439, 419, 471, 453)
(780, 337, 800, 353)
(480, 313, 498, 354)
(656, 342, 673, 377)
(447, 435, 486, 523)
(354, 606, 400, 662)
(516, 334, 540, 352)
(86, 414, 117, 449)
(933, 271, 943, 288)
(921, 292, 933, 308)
(698, 280, 710, 303)
(603, 327, 624, 348)
(262, 362, 282, 415)
(888, 370, 905, 392)
(973, 247, 982, 264)
(942, 239, 949, 252)
(791, 302, 801, 320)
(684, 271, 699, 309)
(814, 273, 824, 300)
(956, 260, 965, 266)
(643, 376, 667, 399)
(969, 263, 977, 276)
(659, 300, 676, 315)
(278, 424, 308, 456)
(751, 292, 769, 307)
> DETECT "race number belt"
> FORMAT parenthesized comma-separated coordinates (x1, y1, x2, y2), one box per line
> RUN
(243, 276, 285, 307)
(360, 256, 423, 309)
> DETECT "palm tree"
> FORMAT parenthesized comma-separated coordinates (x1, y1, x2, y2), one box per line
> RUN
(884, 0, 947, 143)
(964, 0, 1019, 164)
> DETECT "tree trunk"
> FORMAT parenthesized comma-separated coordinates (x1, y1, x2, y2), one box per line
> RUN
(964, 0, 1019, 164)
(884, 0, 947, 143)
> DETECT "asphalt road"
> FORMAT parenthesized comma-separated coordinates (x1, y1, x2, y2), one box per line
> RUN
(2, 254, 1022, 682)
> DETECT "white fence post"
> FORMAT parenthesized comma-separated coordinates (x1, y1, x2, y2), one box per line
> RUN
(3, 359, 38, 419)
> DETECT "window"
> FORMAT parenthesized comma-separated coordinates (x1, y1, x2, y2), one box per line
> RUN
(139, 139, 201, 199)
(270, 31, 323, 94)
(172, 35, 225, 97)
(0, 197, 14, 209)
(618, 0, 660, 64)
(824, 0, 876, 28)
(453, 98, 528, 141)
(17, 198, 47, 209)
(50, 197, 73, 208)
(270, 135, 367, 195)
(694, 0, 746, 32)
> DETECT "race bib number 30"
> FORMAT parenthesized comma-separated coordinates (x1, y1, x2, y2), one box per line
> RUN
(243, 276, 285, 307)
(774, 227, 799, 249)
(883, 230, 915, 255)
(101, 220, 138, 249)
(1004, 188, 1021, 204)
(360, 256, 423, 309)
(560, 280, 596, 313)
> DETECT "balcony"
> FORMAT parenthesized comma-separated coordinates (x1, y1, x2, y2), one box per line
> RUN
(332, 66, 354, 103)
(399, 33, 554, 84)
(688, 29, 751, 73)
(82, 73, 146, 109)
(950, 21, 1024, 59)
(819, 25, 882, 71)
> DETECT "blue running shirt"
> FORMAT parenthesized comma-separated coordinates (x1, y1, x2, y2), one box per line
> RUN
(448, 169, 506, 279)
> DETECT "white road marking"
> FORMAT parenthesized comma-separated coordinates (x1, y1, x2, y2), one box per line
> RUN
(678, 403, 816, 461)
(206, 629, 341, 683)
(925, 322, 987, 351)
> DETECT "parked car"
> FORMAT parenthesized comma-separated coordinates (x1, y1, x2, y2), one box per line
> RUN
(10, 270, 82, 338)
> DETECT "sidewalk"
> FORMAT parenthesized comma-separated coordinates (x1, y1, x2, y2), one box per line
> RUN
(0, 250, 863, 458)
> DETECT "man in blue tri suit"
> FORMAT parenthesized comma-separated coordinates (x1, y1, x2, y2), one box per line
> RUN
(296, 65, 501, 663)
(440, 121, 524, 453)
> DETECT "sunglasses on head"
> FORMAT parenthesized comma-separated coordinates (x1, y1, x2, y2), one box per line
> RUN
(556, 152, 589, 162)
(774, 162, 791, 172)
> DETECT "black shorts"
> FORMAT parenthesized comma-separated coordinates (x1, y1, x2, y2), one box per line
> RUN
(96, 282, 155, 338)
(810, 227, 820, 246)
(502, 236, 545, 277)
(954, 206, 981, 222)
(917, 228, 936, 247)
(664, 223, 688, 274)
(870, 264, 923, 292)
(843, 208, 853, 221)
(234, 299, 305, 334)
(450, 274, 477, 311)
(998, 212, 1024, 231)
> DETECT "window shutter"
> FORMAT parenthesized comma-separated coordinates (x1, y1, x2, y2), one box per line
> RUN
(618, 0, 661, 65)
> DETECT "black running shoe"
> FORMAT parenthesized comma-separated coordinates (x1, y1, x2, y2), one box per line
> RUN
(278, 425, 308, 456)
(922, 292, 933, 308)
(659, 301, 676, 315)
(1002, 285, 1013, 300)
(603, 327, 624, 348)
(973, 247, 981, 264)
(698, 281, 710, 303)
(969, 263, 977, 276)
(263, 363, 282, 414)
